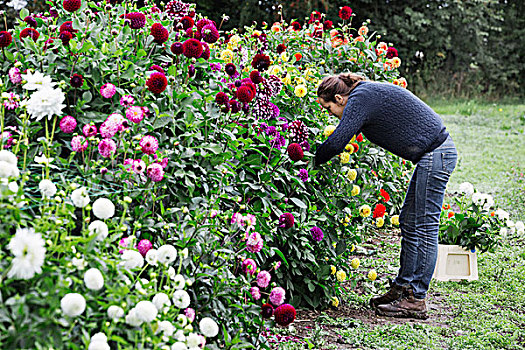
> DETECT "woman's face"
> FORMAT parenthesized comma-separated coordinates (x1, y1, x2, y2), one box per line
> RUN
(319, 95, 348, 119)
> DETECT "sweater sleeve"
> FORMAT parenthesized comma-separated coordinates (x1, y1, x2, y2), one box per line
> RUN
(314, 95, 370, 166)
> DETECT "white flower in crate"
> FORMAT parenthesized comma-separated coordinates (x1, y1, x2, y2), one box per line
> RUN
(7, 227, 46, 279)
(152, 292, 171, 311)
(92, 198, 115, 219)
(494, 209, 510, 222)
(186, 333, 203, 348)
(88, 220, 109, 241)
(459, 182, 474, 196)
(158, 320, 175, 337)
(88, 332, 110, 350)
(173, 274, 186, 289)
(172, 290, 191, 309)
(145, 249, 159, 266)
(135, 300, 158, 323)
(171, 342, 188, 350)
(84, 268, 104, 290)
(125, 308, 143, 327)
(199, 317, 219, 337)
(107, 305, 124, 320)
(176, 314, 188, 328)
(60, 293, 86, 317)
(38, 179, 57, 197)
(120, 250, 144, 270)
(158, 245, 177, 265)
(71, 187, 90, 208)
(23, 86, 66, 121)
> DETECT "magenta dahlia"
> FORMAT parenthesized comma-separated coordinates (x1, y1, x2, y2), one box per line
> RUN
(98, 138, 117, 158)
(298, 168, 308, 182)
(196, 18, 215, 32)
(287, 143, 304, 161)
(261, 303, 274, 319)
(83, 124, 97, 137)
(236, 86, 253, 103)
(182, 38, 203, 58)
(200, 42, 210, 60)
(274, 304, 296, 327)
(23, 16, 38, 28)
(146, 72, 168, 94)
(63, 0, 81, 12)
(139, 135, 159, 155)
(71, 135, 88, 152)
(137, 239, 152, 257)
(149, 65, 165, 74)
(59, 31, 73, 45)
(133, 159, 146, 174)
(278, 213, 295, 229)
(120, 95, 135, 107)
(200, 24, 219, 44)
(225, 63, 237, 76)
(339, 6, 352, 20)
(150, 23, 169, 44)
(180, 15, 194, 30)
(125, 12, 146, 29)
(246, 231, 263, 253)
(185, 28, 201, 40)
(242, 258, 257, 275)
(170, 42, 183, 55)
(0, 31, 13, 48)
(100, 83, 116, 98)
(59, 115, 77, 133)
(250, 286, 261, 300)
(126, 106, 144, 123)
(147, 163, 164, 182)
(8, 67, 22, 84)
(323, 20, 333, 30)
(19, 28, 39, 41)
(229, 99, 241, 113)
(386, 47, 399, 59)
(310, 226, 324, 242)
(70, 74, 83, 88)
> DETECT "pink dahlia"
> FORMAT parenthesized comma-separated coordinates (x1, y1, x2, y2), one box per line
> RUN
(278, 213, 295, 229)
(246, 231, 263, 253)
(59, 115, 77, 133)
(98, 138, 117, 158)
(9, 67, 22, 84)
(146, 72, 168, 94)
(242, 258, 257, 275)
(126, 106, 144, 123)
(132, 159, 146, 174)
(298, 168, 308, 182)
(137, 239, 152, 257)
(146, 163, 164, 182)
(139, 135, 159, 155)
(274, 304, 296, 327)
(184, 308, 195, 322)
(71, 135, 88, 152)
(257, 270, 271, 288)
(150, 23, 169, 44)
(1, 131, 14, 149)
(250, 286, 261, 300)
(82, 124, 97, 137)
(99, 120, 119, 139)
(120, 95, 135, 107)
(269, 287, 285, 306)
(287, 143, 304, 162)
(100, 83, 116, 98)
(3, 92, 19, 110)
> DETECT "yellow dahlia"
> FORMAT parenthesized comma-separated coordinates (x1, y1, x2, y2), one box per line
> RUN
(359, 204, 371, 217)
(323, 125, 336, 137)
(368, 269, 377, 281)
(340, 152, 350, 164)
(294, 84, 307, 98)
(220, 49, 234, 63)
(280, 52, 290, 62)
(347, 169, 357, 181)
(390, 215, 400, 226)
(350, 257, 360, 269)
(375, 217, 385, 228)
(331, 296, 340, 307)
(351, 185, 360, 196)
(336, 270, 347, 282)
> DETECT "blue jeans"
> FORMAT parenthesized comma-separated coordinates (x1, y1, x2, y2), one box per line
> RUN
(394, 135, 458, 299)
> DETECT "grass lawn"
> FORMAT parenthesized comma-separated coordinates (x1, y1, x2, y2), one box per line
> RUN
(269, 99, 525, 349)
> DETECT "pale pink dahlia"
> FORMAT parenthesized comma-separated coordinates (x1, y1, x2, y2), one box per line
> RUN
(146, 163, 164, 182)
(123, 158, 134, 173)
(71, 135, 88, 151)
(184, 308, 195, 323)
(59, 115, 77, 133)
(9, 67, 22, 84)
(246, 231, 263, 253)
(82, 124, 97, 137)
(98, 138, 117, 158)
(99, 120, 119, 139)
(140, 135, 159, 155)
(231, 212, 244, 226)
(3, 92, 19, 110)
(120, 95, 135, 107)
(257, 270, 271, 288)
(269, 286, 285, 306)
(132, 159, 146, 174)
(242, 258, 257, 275)
(100, 83, 116, 98)
(126, 106, 144, 124)
(250, 286, 261, 300)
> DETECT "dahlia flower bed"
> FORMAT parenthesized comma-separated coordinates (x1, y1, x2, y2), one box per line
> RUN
(0, 0, 504, 348)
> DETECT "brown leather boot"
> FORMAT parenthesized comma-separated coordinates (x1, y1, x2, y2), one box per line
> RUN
(375, 289, 428, 319)
(369, 279, 406, 309)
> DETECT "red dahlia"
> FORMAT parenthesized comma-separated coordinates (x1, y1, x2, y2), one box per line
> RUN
(59, 31, 73, 45)
(63, 0, 81, 12)
(278, 213, 294, 229)
(70, 74, 84, 88)
(373, 204, 386, 218)
(229, 99, 241, 113)
(170, 42, 183, 55)
(287, 143, 304, 162)
(291, 21, 301, 31)
(201, 24, 219, 44)
(276, 43, 286, 54)
(242, 81, 257, 98)
(261, 303, 274, 319)
(308, 11, 322, 24)
(200, 42, 210, 60)
(351, 142, 359, 152)
(215, 92, 229, 105)
(126, 12, 146, 29)
(182, 38, 203, 58)
(274, 304, 296, 327)
(386, 47, 398, 59)
(23, 16, 38, 28)
(356, 133, 363, 142)
(249, 70, 263, 84)
(339, 6, 352, 20)
(251, 53, 271, 71)
(379, 189, 390, 202)
(20, 28, 39, 41)
(0, 31, 13, 48)
(236, 86, 254, 103)
(146, 72, 168, 94)
(59, 21, 77, 33)
(151, 23, 169, 44)
(180, 16, 194, 30)
(149, 65, 165, 73)
(323, 20, 333, 30)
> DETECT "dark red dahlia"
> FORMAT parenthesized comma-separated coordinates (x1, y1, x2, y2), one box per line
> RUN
(379, 189, 390, 202)
(199, 42, 210, 60)
(251, 53, 271, 71)
(229, 99, 241, 113)
(196, 18, 215, 32)
(276, 43, 286, 54)
(182, 38, 203, 58)
(242, 81, 257, 99)
(249, 70, 263, 84)
(261, 303, 274, 319)
(373, 203, 386, 218)
(188, 64, 195, 77)
(151, 23, 169, 44)
(236, 86, 254, 103)
(49, 8, 59, 18)
(291, 21, 302, 31)
(339, 6, 352, 20)
(386, 47, 398, 59)
(180, 16, 194, 30)
(200, 24, 219, 44)
(126, 12, 146, 29)
(356, 133, 363, 142)
(70, 74, 84, 88)
(185, 28, 201, 40)
(215, 92, 229, 105)
(149, 65, 165, 73)
(278, 213, 294, 229)
(59, 31, 73, 45)
(20, 28, 40, 41)
(274, 304, 296, 327)
(323, 20, 333, 30)
(225, 63, 237, 76)
(288, 120, 309, 144)
(146, 72, 168, 94)
(63, 0, 81, 12)
(59, 21, 77, 33)
(287, 143, 304, 162)
(308, 11, 322, 25)
(170, 42, 183, 55)
(0, 31, 13, 48)
(23, 16, 38, 28)
(137, 239, 152, 257)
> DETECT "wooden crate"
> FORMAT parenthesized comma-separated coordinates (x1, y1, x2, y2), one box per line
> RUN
(433, 244, 478, 282)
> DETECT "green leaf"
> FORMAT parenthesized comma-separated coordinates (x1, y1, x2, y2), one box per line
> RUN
(290, 197, 307, 209)
(137, 49, 147, 57)
(271, 247, 289, 267)
(335, 240, 347, 255)
(20, 8, 29, 19)
(82, 91, 92, 103)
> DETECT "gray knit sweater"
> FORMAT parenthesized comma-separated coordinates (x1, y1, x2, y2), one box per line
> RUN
(315, 81, 449, 165)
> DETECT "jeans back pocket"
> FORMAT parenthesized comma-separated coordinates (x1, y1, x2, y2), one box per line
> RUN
(441, 152, 457, 175)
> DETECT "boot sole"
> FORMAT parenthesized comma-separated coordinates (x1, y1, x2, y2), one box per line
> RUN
(375, 308, 428, 320)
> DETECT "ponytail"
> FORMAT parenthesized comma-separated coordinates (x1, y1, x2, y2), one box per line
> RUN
(317, 72, 366, 102)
